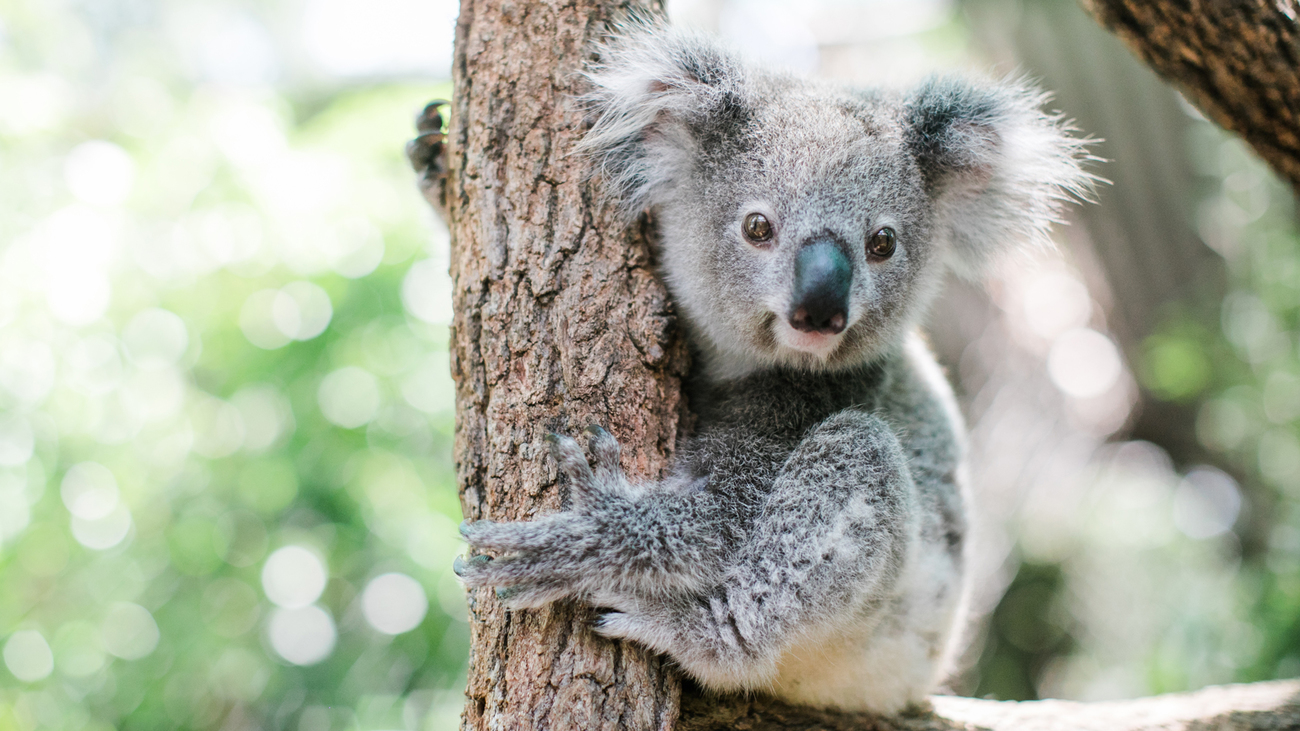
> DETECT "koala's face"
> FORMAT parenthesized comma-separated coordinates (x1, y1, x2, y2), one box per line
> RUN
(654, 82, 942, 374)
(582, 26, 1093, 377)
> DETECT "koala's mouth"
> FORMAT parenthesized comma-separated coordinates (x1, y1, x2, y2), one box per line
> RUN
(774, 318, 844, 359)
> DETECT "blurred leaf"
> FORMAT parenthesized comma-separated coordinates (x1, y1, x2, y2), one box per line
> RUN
(1142, 332, 1213, 402)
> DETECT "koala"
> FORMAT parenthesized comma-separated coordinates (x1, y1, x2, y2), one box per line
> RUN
(452, 23, 1093, 714)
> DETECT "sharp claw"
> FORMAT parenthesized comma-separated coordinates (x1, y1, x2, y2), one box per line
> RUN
(415, 99, 449, 133)
(547, 433, 584, 461)
(584, 424, 621, 471)
(452, 554, 492, 576)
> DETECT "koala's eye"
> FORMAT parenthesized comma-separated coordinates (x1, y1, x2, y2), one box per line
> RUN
(867, 227, 896, 259)
(742, 213, 773, 245)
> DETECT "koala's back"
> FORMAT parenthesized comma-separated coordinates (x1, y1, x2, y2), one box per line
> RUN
(679, 331, 969, 710)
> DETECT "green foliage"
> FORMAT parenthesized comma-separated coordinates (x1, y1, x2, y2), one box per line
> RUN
(1154, 130, 1300, 683)
(974, 562, 1077, 701)
(0, 0, 466, 728)
(976, 99, 1300, 705)
(1140, 330, 1213, 402)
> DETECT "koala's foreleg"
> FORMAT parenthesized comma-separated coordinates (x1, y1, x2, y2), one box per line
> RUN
(456, 427, 728, 607)
(594, 411, 916, 689)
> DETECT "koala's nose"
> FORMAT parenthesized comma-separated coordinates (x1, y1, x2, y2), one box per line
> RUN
(789, 239, 851, 335)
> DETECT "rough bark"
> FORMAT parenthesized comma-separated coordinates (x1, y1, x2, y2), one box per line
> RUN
(1079, 0, 1300, 194)
(445, 1, 688, 729)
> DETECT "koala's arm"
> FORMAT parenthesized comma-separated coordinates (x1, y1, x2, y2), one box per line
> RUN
(594, 410, 913, 687)
(458, 412, 914, 689)
(455, 426, 733, 606)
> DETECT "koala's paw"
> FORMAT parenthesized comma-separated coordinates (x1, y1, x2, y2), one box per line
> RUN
(406, 100, 449, 217)
(595, 604, 776, 691)
(595, 607, 731, 679)
(593, 600, 707, 652)
(453, 521, 591, 610)
(453, 427, 637, 609)
(592, 610, 651, 642)
(452, 552, 576, 609)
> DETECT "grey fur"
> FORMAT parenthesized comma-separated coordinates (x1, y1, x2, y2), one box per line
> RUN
(457, 22, 1094, 714)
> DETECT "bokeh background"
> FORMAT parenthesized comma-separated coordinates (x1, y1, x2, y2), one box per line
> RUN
(0, 0, 1297, 729)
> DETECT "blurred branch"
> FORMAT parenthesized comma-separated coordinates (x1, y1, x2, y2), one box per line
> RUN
(1080, 0, 1300, 194)
(679, 680, 1300, 731)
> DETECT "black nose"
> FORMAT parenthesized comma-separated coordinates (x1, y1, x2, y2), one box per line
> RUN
(789, 238, 851, 335)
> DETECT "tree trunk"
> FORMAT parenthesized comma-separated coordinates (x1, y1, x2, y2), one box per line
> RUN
(1079, 0, 1300, 195)
(446, 1, 687, 729)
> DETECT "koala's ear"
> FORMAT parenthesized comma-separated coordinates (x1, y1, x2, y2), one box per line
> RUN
(904, 76, 1099, 278)
(578, 23, 748, 221)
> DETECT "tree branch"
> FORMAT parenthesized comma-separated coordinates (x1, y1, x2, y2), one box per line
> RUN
(1079, 0, 1300, 193)
(678, 680, 1300, 731)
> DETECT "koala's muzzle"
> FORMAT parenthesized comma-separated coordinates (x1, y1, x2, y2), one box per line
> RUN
(789, 238, 851, 335)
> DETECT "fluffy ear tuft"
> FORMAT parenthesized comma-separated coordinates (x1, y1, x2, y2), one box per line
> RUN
(905, 76, 1101, 278)
(577, 21, 749, 221)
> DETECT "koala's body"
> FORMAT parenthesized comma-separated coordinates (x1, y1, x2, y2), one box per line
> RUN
(454, 23, 1091, 714)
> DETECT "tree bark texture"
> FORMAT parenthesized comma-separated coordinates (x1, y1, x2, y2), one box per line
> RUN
(446, 1, 688, 730)
(1079, 0, 1300, 194)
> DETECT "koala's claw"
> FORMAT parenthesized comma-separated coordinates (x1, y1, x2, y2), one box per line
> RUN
(455, 551, 531, 587)
(452, 553, 492, 577)
(407, 99, 450, 217)
(583, 424, 621, 473)
(455, 548, 583, 601)
(547, 432, 599, 500)
(414, 99, 448, 135)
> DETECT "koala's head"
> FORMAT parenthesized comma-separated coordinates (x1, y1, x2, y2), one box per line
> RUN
(580, 25, 1095, 378)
